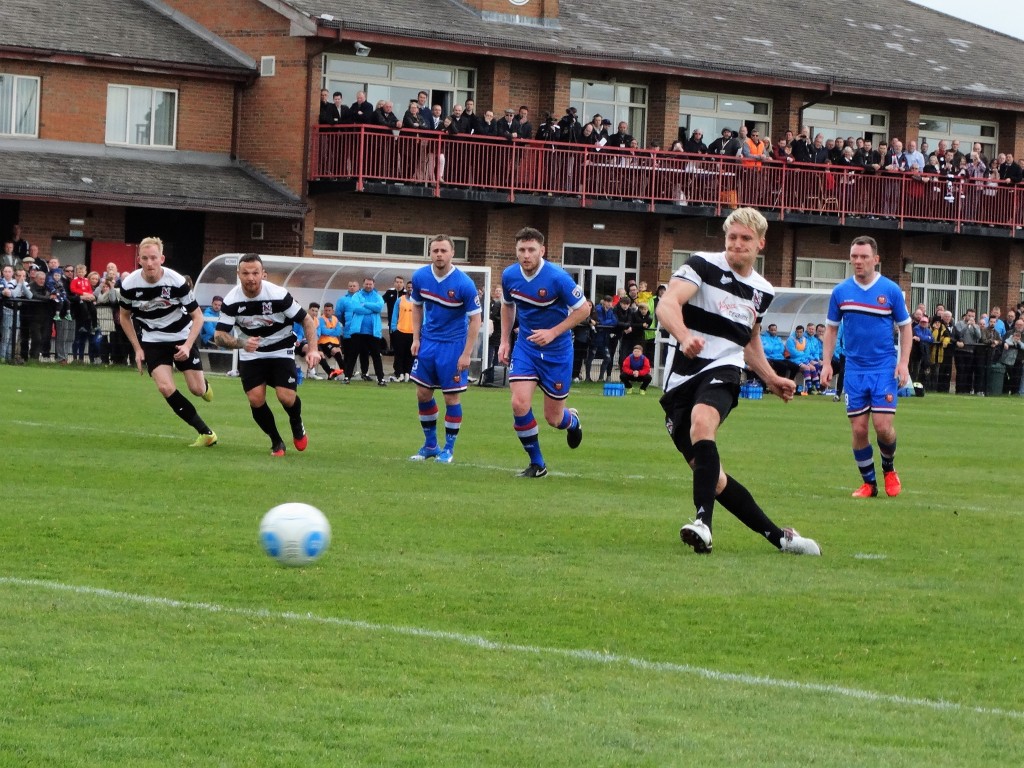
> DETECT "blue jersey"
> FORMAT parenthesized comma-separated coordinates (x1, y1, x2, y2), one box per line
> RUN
(501, 259, 587, 355)
(826, 274, 910, 371)
(410, 264, 482, 342)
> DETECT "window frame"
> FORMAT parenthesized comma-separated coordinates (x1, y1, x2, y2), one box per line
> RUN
(0, 73, 41, 137)
(313, 228, 469, 262)
(105, 84, 178, 149)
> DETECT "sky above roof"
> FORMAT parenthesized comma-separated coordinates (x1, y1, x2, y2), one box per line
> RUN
(909, 0, 1024, 41)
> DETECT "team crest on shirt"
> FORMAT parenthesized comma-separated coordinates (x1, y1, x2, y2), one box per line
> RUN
(160, 286, 171, 299)
(751, 289, 763, 311)
(262, 301, 274, 314)
(448, 289, 456, 299)
(538, 288, 547, 298)
(878, 296, 888, 305)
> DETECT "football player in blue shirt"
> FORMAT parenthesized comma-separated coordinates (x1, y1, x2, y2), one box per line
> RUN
(498, 227, 591, 478)
(821, 236, 911, 498)
(408, 235, 483, 464)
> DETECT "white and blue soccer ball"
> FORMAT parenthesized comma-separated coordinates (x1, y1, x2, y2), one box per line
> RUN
(259, 503, 331, 567)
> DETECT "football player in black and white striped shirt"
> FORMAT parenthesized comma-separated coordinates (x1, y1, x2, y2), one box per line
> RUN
(118, 237, 217, 447)
(656, 208, 820, 556)
(215, 254, 322, 456)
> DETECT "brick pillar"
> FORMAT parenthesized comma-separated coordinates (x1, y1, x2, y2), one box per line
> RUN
(763, 225, 795, 288)
(646, 75, 678, 150)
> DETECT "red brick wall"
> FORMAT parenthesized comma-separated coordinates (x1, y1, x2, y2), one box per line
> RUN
(0, 59, 234, 150)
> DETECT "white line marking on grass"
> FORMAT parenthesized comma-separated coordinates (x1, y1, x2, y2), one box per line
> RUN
(12, 420, 182, 441)
(854, 553, 888, 560)
(3, 576, 1021, 721)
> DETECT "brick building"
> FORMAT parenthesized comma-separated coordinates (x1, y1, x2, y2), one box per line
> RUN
(4, 0, 1024, 313)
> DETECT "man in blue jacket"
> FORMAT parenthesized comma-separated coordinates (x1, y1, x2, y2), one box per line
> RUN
(342, 277, 387, 386)
(761, 323, 799, 383)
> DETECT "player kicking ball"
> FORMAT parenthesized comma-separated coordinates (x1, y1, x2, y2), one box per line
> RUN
(657, 208, 820, 555)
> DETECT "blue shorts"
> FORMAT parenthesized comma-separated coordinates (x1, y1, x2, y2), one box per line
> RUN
(508, 341, 573, 400)
(410, 337, 468, 393)
(843, 368, 898, 417)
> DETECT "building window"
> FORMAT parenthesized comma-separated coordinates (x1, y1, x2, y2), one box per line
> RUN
(562, 244, 640, 301)
(0, 73, 40, 137)
(313, 228, 468, 261)
(911, 265, 989, 319)
(323, 55, 474, 116)
(794, 258, 853, 289)
(105, 85, 177, 148)
(802, 105, 888, 145)
(919, 114, 997, 164)
(678, 90, 770, 146)
(571, 80, 647, 145)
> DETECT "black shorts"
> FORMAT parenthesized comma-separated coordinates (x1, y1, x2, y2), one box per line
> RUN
(143, 341, 204, 375)
(659, 367, 741, 461)
(319, 342, 342, 357)
(239, 356, 300, 393)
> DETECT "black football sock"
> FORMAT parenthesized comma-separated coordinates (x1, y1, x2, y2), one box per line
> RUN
(282, 397, 304, 438)
(716, 474, 784, 548)
(165, 390, 211, 434)
(878, 438, 896, 473)
(691, 439, 719, 529)
(250, 403, 283, 444)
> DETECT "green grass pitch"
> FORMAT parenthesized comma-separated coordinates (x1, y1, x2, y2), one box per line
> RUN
(2, 365, 1021, 766)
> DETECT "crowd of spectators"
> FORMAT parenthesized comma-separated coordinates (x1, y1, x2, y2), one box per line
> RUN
(317, 89, 1022, 222)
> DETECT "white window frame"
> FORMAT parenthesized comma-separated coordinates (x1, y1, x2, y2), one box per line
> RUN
(919, 114, 998, 164)
(105, 84, 178, 148)
(678, 91, 771, 146)
(563, 243, 640, 290)
(794, 258, 854, 290)
(911, 264, 989, 320)
(313, 228, 468, 261)
(801, 104, 889, 144)
(322, 55, 475, 116)
(571, 80, 648, 145)
(0, 73, 40, 137)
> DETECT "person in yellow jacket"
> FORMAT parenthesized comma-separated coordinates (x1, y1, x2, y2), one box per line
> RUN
(316, 302, 346, 379)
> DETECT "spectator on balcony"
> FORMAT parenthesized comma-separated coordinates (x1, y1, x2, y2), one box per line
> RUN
(579, 121, 598, 145)
(415, 90, 429, 115)
(0, 240, 18, 270)
(836, 146, 860, 168)
(557, 107, 583, 143)
(476, 109, 497, 137)
(854, 138, 875, 168)
(808, 134, 829, 164)
(607, 121, 634, 150)
(740, 129, 770, 166)
(923, 153, 942, 175)
(790, 126, 811, 162)
(463, 98, 481, 134)
(423, 104, 445, 131)
(349, 91, 374, 124)
(588, 114, 610, 145)
(496, 108, 522, 141)
(321, 91, 350, 127)
(684, 129, 708, 154)
(516, 106, 533, 140)
(372, 100, 399, 130)
(827, 138, 844, 164)
(971, 142, 989, 167)
(950, 139, 966, 168)
(9, 224, 28, 261)
(904, 140, 925, 171)
(402, 101, 425, 130)
(317, 88, 332, 124)
(708, 127, 740, 157)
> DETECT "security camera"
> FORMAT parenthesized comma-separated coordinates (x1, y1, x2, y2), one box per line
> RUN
(354, 42, 371, 57)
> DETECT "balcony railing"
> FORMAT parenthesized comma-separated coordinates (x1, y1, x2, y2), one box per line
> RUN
(311, 126, 1024, 232)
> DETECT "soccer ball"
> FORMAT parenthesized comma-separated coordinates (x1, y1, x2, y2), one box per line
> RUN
(259, 503, 331, 567)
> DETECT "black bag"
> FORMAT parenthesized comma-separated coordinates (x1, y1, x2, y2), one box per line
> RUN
(479, 364, 508, 388)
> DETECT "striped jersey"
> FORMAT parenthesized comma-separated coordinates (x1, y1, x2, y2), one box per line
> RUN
(118, 267, 198, 344)
(825, 274, 909, 371)
(663, 251, 775, 394)
(216, 280, 307, 361)
(501, 259, 587, 355)
(410, 264, 482, 343)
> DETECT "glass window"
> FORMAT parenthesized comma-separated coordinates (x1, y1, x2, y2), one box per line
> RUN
(0, 74, 40, 137)
(920, 114, 998, 163)
(572, 79, 647, 143)
(594, 248, 621, 268)
(912, 265, 989, 318)
(323, 55, 473, 113)
(564, 246, 591, 266)
(315, 229, 467, 261)
(803, 107, 836, 123)
(105, 85, 177, 148)
(677, 90, 771, 146)
(794, 258, 854, 289)
(562, 244, 642, 298)
(679, 94, 716, 110)
(393, 65, 452, 85)
(326, 58, 389, 78)
(802, 104, 887, 142)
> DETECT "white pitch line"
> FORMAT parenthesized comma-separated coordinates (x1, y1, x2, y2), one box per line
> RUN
(2, 576, 1020, 721)
(12, 420, 183, 441)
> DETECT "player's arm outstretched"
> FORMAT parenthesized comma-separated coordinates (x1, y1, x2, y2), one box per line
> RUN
(745, 324, 795, 402)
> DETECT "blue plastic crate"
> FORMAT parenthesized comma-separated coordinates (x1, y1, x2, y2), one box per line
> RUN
(603, 382, 626, 397)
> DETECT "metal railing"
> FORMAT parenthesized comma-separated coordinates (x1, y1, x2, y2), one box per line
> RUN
(311, 126, 1023, 231)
